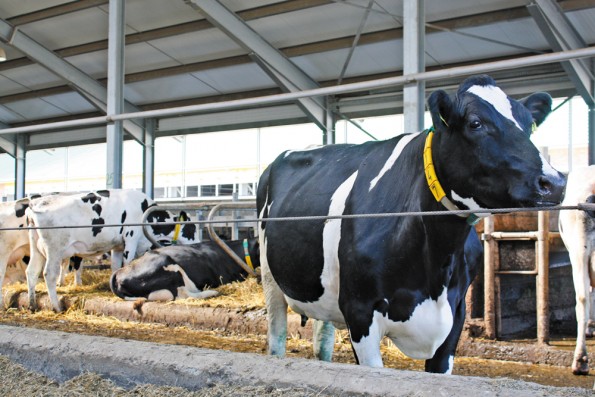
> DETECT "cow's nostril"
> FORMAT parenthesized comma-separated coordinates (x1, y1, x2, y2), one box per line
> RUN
(538, 176, 552, 194)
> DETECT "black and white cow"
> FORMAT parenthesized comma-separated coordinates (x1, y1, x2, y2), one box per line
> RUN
(110, 238, 259, 301)
(257, 75, 566, 374)
(26, 189, 196, 312)
(559, 165, 595, 375)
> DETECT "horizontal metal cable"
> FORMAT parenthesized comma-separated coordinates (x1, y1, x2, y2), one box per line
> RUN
(3, 204, 593, 232)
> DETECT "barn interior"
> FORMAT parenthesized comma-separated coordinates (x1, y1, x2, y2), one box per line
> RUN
(0, 0, 594, 375)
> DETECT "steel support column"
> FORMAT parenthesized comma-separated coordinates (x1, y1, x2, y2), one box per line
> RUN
(14, 134, 25, 199)
(590, 104, 595, 165)
(106, 0, 125, 189)
(143, 119, 155, 198)
(324, 96, 336, 145)
(403, 0, 425, 134)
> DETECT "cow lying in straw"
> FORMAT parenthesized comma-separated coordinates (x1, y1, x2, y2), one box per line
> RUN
(110, 238, 259, 301)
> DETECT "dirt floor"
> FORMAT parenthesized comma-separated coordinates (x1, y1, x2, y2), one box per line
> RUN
(2, 269, 595, 392)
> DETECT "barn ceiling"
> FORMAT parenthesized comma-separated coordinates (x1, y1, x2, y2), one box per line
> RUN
(0, 0, 593, 152)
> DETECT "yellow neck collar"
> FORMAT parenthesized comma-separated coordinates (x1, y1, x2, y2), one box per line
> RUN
(423, 128, 484, 226)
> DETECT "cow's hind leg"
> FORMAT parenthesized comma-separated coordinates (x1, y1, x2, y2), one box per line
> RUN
(260, 251, 288, 357)
(571, 248, 591, 375)
(312, 320, 335, 361)
(43, 252, 64, 312)
(425, 299, 466, 374)
(26, 244, 45, 311)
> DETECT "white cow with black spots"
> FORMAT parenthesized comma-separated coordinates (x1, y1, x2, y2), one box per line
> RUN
(26, 189, 196, 312)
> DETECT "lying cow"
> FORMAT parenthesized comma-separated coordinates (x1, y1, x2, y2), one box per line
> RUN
(257, 74, 566, 373)
(26, 189, 197, 312)
(559, 165, 595, 375)
(110, 238, 259, 301)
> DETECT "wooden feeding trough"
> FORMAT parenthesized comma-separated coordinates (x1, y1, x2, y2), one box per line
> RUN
(477, 210, 569, 343)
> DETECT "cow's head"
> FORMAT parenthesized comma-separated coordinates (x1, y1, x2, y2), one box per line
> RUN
(428, 74, 566, 210)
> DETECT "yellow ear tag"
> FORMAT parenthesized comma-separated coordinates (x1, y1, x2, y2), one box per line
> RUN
(531, 121, 537, 134)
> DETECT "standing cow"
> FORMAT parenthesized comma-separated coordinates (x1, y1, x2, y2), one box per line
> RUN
(257, 75, 566, 373)
(110, 238, 259, 301)
(26, 189, 196, 312)
(559, 165, 595, 375)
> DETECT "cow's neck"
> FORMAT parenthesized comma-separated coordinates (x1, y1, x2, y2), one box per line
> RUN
(423, 127, 485, 226)
(416, 131, 473, 253)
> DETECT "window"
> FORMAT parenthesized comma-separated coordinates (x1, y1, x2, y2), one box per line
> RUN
(218, 184, 234, 196)
(186, 185, 199, 197)
(201, 185, 216, 197)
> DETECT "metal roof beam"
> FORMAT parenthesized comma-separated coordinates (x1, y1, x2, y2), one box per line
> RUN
(0, 18, 145, 142)
(187, 0, 327, 130)
(528, 0, 594, 106)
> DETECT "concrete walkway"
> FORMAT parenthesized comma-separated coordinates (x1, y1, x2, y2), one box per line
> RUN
(0, 324, 590, 396)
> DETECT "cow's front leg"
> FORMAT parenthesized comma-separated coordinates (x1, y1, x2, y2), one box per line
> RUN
(43, 253, 64, 312)
(110, 249, 123, 273)
(425, 298, 465, 374)
(260, 251, 288, 357)
(344, 305, 384, 367)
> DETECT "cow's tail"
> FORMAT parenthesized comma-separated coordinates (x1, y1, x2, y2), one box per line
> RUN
(256, 165, 272, 228)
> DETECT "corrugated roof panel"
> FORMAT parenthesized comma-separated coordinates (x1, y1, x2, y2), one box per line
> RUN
(105, 0, 200, 33)
(0, 0, 70, 19)
(66, 50, 108, 80)
(18, 7, 109, 50)
(124, 74, 220, 104)
(0, 105, 25, 124)
(190, 63, 274, 94)
(123, 42, 181, 75)
(568, 9, 595, 43)
(40, 92, 97, 115)
(251, 2, 398, 49)
(0, 64, 64, 91)
(3, 98, 70, 121)
(147, 29, 244, 65)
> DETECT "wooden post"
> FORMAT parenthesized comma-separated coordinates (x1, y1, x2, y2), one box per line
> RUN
(483, 215, 497, 339)
(536, 210, 550, 344)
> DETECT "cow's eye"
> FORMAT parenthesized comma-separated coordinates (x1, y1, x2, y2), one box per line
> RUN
(469, 120, 482, 130)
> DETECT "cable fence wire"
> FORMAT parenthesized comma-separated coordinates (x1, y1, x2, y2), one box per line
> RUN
(5, 204, 595, 233)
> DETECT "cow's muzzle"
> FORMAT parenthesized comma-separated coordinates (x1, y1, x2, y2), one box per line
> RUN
(536, 172, 567, 206)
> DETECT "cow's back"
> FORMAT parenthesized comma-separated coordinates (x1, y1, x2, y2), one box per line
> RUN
(27, 189, 153, 256)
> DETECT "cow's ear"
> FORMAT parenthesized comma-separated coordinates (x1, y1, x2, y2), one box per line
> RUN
(427, 90, 452, 132)
(519, 92, 552, 127)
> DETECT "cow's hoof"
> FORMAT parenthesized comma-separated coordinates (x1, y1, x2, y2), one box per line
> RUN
(586, 321, 595, 338)
(572, 356, 589, 375)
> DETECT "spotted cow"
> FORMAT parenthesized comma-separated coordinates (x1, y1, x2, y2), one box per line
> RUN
(559, 165, 595, 375)
(26, 189, 196, 312)
(257, 75, 566, 373)
(110, 238, 259, 301)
